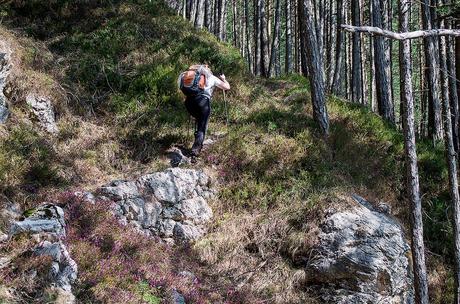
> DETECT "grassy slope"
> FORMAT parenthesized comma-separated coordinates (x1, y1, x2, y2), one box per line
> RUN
(0, 0, 454, 303)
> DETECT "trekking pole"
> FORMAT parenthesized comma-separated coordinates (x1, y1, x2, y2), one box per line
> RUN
(187, 115, 192, 142)
(223, 90, 229, 126)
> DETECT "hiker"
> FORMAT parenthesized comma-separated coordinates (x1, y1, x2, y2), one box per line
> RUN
(178, 64, 230, 156)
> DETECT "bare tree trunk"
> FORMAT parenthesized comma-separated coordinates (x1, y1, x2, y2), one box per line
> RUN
(399, 0, 429, 302)
(420, 38, 428, 137)
(195, 0, 205, 28)
(456, 18, 460, 140)
(255, 0, 261, 75)
(191, 0, 198, 24)
(232, 0, 238, 46)
(440, 12, 460, 302)
(421, 0, 443, 141)
(298, 0, 329, 135)
(360, 0, 369, 106)
(204, 0, 211, 29)
(447, 26, 459, 152)
(245, 0, 253, 73)
(218, 0, 227, 40)
(351, 0, 363, 104)
(269, 0, 281, 77)
(371, 0, 394, 122)
(260, 0, 270, 77)
(331, 0, 344, 96)
(285, 0, 293, 74)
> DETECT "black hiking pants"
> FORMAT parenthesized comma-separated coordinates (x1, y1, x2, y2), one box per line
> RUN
(185, 94, 210, 155)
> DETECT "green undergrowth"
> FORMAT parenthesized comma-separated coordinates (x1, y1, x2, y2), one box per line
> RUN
(0, 0, 454, 303)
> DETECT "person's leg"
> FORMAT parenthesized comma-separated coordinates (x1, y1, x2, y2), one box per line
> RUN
(191, 96, 210, 156)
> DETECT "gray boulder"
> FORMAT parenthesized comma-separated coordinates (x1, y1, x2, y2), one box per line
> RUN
(99, 168, 214, 243)
(26, 94, 58, 134)
(7, 203, 77, 303)
(305, 194, 413, 304)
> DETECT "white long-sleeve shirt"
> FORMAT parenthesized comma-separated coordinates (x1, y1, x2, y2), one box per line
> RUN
(178, 67, 224, 99)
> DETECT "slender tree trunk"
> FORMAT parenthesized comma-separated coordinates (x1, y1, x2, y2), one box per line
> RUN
(420, 36, 428, 137)
(204, 0, 211, 29)
(331, 0, 344, 95)
(456, 18, 460, 136)
(218, 0, 227, 40)
(351, 0, 363, 104)
(255, 0, 261, 75)
(182, 0, 187, 18)
(298, 0, 329, 135)
(191, 0, 198, 23)
(421, 0, 443, 141)
(447, 26, 459, 152)
(186, 0, 192, 19)
(245, 0, 253, 73)
(269, 0, 281, 77)
(360, 0, 369, 106)
(260, 0, 270, 77)
(371, 0, 394, 122)
(195, 0, 205, 28)
(399, 0, 429, 302)
(440, 13, 460, 303)
(232, 0, 238, 46)
(285, 0, 293, 74)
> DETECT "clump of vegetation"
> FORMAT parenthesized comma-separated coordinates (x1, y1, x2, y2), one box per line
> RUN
(56, 192, 253, 303)
(0, 124, 62, 196)
(0, 233, 55, 303)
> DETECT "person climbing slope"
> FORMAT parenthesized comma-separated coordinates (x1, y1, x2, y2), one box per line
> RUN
(178, 64, 230, 157)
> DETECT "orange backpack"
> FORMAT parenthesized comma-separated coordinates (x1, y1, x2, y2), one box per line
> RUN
(179, 65, 207, 96)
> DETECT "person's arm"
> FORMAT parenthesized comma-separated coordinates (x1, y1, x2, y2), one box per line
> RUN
(215, 74, 230, 91)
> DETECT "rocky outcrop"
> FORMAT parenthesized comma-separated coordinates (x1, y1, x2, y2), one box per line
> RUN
(26, 94, 58, 134)
(99, 168, 214, 244)
(0, 48, 12, 123)
(7, 204, 77, 303)
(304, 195, 413, 304)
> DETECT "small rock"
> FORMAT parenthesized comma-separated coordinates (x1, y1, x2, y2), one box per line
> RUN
(202, 138, 215, 146)
(167, 147, 191, 167)
(178, 270, 197, 282)
(99, 180, 140, 201)
(173, 223, 203, 241)
(74, 191, 96, 204)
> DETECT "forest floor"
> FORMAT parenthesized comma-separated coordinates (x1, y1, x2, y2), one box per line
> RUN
(0, 0, 455, 303)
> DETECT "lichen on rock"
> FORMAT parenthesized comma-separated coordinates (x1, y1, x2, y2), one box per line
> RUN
(304, 194, 414, 304)
(6, 204, 78, 303)
(99, 167, 215, 244)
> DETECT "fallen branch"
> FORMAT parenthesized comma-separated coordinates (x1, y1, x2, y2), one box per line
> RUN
(341, 24, 460, 40)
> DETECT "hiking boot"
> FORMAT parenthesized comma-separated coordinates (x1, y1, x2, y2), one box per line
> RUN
(191, 142, 202, 157)
(191, 131, 204, 157)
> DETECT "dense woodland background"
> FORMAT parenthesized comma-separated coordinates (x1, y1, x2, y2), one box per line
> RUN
(171, 0, 460, 137)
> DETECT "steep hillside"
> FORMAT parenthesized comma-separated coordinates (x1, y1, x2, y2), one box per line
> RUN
(0, 0, 454, 303)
